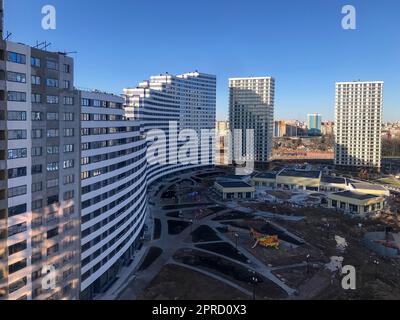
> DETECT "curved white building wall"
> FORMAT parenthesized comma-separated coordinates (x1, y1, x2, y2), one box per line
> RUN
(79, 91, 147, 299)
(124, 72, 216, 184)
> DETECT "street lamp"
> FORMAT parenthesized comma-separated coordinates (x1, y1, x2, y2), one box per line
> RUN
(251, 276, 258, 300)
(306, 254, 311, 274)
(373, 259, 379, 279)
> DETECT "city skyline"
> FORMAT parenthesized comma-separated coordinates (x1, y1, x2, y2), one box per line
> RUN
(4, 0, 400, 122)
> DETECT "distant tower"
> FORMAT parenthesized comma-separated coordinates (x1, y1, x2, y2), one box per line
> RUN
(335, 81, 384, 170)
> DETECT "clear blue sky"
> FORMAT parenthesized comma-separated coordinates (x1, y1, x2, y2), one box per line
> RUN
(5, 0, 400, 121)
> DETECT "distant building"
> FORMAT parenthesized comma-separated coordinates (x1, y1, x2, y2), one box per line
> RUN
(334, 81, 383, 169)
(274, 120, 297, 137)
(216, 121, 229, 165)
(321, 121, 334, 136)
(307, 113, 322, 135)
(229, 77, 275, 166)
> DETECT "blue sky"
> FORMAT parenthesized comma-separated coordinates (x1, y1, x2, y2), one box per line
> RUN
(4, 0, 400, 121)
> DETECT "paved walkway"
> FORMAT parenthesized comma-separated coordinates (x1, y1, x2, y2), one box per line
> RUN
(101, 170, 300, 300)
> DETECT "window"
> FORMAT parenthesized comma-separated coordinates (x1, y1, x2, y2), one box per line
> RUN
(47, 129, 59, 138)
(63, 144, 74, 153)
(8, 91, 26, 102)
(47, 178, 59, 189)
(8, 130, 27, 140)
(31, 129, 42, 139)
(8, 222, 27, 237)
(46, 78, 59, 88)
(47, 244, 59, 256)
(8, 204, 27, 218)
(47, 228, 59, 239)
(8, 259, 27, 274)
(31, 57, 41, 67)
(63, 174, 74, 185)
(46, 95, 59, 104)
(81, 113, 90, 121)
(9, 277, 27, 294)
(32, 199, 43, 211)
(47, 162, 59, 172)
(63, 190, 74, 201)
(63, 80, 71, 89)
(63, 97, 74, 105)
(63, 113, 74, 121)
(81, 98, 90, 106)
(8, 167, 27, 179)
(7, 52, 26, 64)
(7, 71, 26, 83)
(32, 112, 43, 121)
(8, 185, 27, 198)
(31, 75, 41, 85)
(63, 159, 74, 169)
(63, 64, 70, 73)
(47, 195, 59, 206)
(32, 182, 43, 193)
(32, 94, 42, 103)
(47, 146, 59, 155)
(46, 60, 59, 70)
(8, 148, 27, 159)
(31, 165, 43, 174)
(47, 112, 59, 121)
(63, 128, 74, 137)
(7, 111, 26, 121)
(31, 147, 42, 157)
(9, 241, 27, 255)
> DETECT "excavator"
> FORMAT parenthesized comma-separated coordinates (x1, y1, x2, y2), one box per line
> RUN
(250, 228, 280, 249)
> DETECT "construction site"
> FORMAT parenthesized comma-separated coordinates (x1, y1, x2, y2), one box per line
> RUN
(116, 167, 400, 300)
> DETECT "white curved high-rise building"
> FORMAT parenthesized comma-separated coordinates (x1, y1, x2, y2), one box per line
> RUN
(123, 72, 216, 184)
(79, 91, 148, 300)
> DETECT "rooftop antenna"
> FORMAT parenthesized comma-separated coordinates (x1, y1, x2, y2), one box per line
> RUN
(40, 41, 52, 51)
(4, 31, 11, 41)
(33, 41, 46, 49)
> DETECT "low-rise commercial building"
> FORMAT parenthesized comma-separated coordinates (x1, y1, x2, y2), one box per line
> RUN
(327, 191, 385, 214)
(276, 169, 322, 191)
(215, 181, 255, 200)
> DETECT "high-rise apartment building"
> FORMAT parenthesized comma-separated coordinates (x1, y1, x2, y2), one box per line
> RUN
(229, 77, 275, 166)
(0, 41, 81, 300)
(79, 91, 147, 300)
(335, 81, 384, 169)
(123, 72, 216, 184)
(307, 113, 322, 135)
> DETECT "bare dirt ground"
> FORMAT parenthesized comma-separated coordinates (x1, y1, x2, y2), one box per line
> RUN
(137, 264, 248, 300)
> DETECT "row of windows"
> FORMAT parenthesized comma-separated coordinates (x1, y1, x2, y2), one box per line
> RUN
(9, 91, 75, 105)
(81, 136, 140, 151)
(82, 166, 145, 220)
(8, 51, 71, 73)
(81, 98, 122, 109)
(81, 144, 144, 166)
(81, 153, 145, 181)
(7, 129, 75, 140)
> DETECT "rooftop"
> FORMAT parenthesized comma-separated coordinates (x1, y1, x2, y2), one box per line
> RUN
(278, 169, 321, 179)
(331, 191, 380, 200)
(216, 181, 254, 189)
(350, 182, 387, 191)
(321, 176, 347, 184)
(254, 172, 277, 179)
